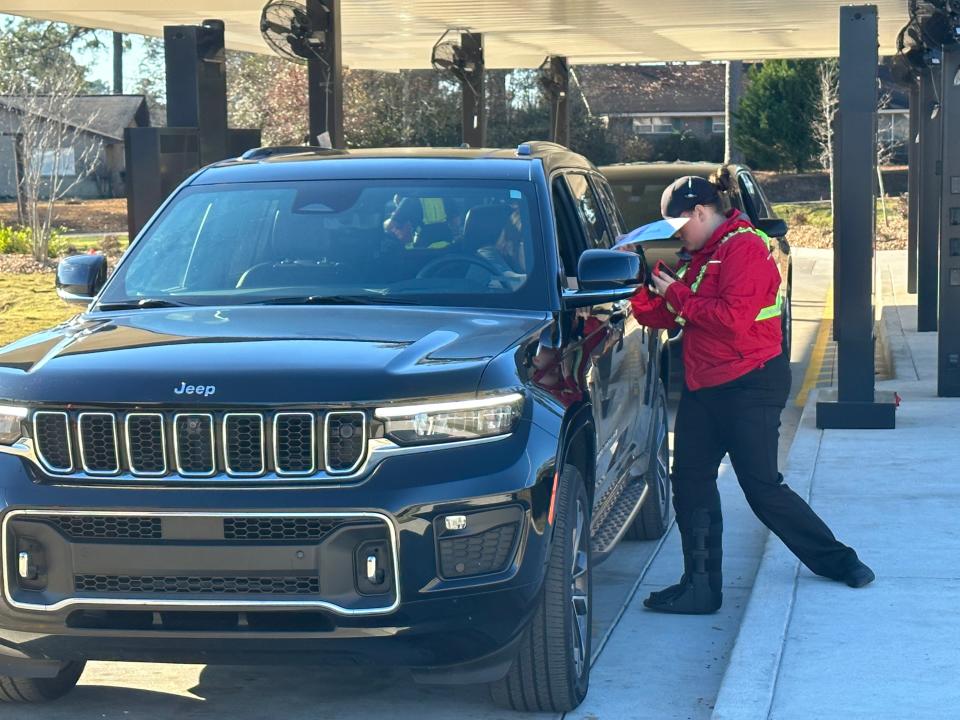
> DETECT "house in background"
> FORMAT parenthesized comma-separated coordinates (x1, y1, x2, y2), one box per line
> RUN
(0, 94, 149, 201)
(574, 63, 727, 147)
(573, 62, 910, 165)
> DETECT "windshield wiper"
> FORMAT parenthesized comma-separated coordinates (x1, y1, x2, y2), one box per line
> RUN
(96, 298, 196, 311)
(252, 294, 418, 306)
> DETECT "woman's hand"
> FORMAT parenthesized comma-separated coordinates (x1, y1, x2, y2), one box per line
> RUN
(650, 271, 677, 296)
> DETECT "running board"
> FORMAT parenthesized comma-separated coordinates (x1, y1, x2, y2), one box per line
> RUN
(591, 475, 649, 562)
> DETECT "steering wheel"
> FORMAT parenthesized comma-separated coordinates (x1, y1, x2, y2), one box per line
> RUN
(415, 253, 501, 280)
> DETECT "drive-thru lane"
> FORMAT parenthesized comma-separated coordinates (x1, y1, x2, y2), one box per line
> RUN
(15, 248, 833, 720)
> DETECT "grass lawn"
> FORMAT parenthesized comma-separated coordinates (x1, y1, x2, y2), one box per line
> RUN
(772, 198, 905, 228)
(0, 273, 77, 347)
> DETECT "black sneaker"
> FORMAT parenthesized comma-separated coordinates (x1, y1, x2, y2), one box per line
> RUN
(843, 560, 875, 588)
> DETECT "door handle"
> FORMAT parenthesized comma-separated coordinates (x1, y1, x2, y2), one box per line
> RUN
(610, 300, 629, 324)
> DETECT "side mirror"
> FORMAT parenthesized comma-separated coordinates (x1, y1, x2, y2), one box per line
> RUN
(579, 249, 643, 290)
(564, 249, 642, 308)
(56, 254, 108, 305)
(755, 218, 788, 238)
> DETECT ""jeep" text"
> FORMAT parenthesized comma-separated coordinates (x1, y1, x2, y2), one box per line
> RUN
(173, 381, 216, 397)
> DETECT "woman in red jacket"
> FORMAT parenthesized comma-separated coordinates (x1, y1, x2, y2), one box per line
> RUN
(633, 169, 874, 614)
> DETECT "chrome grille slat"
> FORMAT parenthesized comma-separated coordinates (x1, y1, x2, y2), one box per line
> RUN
(324, 411, 367, 475)
(77, 412, 120, 475)
(223, 413, 265, 476)
(274, 412, 316, 476)
(125, 413, 167, 476)
(26, 409, 369, 481)
(173, 413, 216, 477)
(33, 411, 74, 473)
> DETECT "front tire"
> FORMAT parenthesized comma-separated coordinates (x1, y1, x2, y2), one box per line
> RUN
(626, 379, 671, 540)
(0, 662, 85, 703)
(781, 284, 793, 360)
(490, 464, 591, 713)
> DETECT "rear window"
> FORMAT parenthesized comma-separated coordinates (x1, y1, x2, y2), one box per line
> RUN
(607, 176, 669, 230)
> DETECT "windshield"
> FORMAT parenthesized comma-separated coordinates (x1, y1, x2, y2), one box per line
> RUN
(100, 179, 547, 310)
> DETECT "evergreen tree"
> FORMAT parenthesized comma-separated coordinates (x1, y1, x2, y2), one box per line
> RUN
(733, 60, 819, 172)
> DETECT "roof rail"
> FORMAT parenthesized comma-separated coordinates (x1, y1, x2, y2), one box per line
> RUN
(240, 146, 348, 160)
(517, 141, 568, 154)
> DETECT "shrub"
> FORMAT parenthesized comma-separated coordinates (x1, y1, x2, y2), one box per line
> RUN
(0, 224, 32, 254)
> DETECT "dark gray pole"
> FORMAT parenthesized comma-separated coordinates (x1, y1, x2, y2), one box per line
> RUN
(307, 0, 344, 148)
(113, 32, 123, 95)
(164, 20, 228, 165)
(907, 77, 920, 294)
(816, 5, 896, 429)
(938, 44, 960, 397)
(724, 60, 744, 164)
(917, 65, 941, 332)
(548, 56, 570, 147)
(461, 32, 485, 148)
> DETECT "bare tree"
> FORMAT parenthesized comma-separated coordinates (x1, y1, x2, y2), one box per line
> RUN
(7, 72, 102, 262)
(812, 59, 839, 213)
(875, 90, 906, 226)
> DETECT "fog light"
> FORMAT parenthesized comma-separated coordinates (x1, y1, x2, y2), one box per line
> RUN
(18, 551, 33, 579)
(444, 515, 467, 531)
(355, 540, 390, 595)
(15, 538, 46, 589)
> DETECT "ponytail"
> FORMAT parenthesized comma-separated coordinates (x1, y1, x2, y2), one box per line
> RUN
(708, 165, 738, 212)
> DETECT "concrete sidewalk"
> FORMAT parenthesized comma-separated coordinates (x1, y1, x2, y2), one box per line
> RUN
(712, 251, 960, 720)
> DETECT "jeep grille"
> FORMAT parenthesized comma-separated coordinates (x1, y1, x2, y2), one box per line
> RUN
(28, 409, 367, 481)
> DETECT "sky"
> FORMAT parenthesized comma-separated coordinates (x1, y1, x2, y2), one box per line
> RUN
(0, 15, 153, 94)
(75, 29, 152, 94)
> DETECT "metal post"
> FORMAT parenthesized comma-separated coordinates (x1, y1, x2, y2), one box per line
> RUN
(461, 32, 485, 148)
(817, 5, 896, 429)
(113, 32, 123, 95)
(548, 56, 570, 147)
(918, 64, 942, 331)
(306, 0, 344, 148)
(907, 77, 920, 294)
(724, 60, 744, 164)
(938, 43, 960, 397)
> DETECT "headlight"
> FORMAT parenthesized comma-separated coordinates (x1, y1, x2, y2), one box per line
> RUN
(0, 405, 28, 445)
(375, 393, 524, 445)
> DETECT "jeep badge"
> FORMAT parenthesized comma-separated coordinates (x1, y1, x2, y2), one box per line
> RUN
(173, 381, 216, 397)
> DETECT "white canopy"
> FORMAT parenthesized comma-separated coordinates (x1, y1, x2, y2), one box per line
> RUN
(2, 1, 909, 70)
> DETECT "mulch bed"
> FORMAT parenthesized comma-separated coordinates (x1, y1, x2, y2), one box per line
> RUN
(0, 199, 128, 234)
(0, 255, 57, 274)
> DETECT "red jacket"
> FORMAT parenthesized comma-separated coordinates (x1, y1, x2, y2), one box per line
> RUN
(630, 210, 783, 391)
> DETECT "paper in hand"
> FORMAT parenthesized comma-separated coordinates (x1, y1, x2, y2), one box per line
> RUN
(612, 217, 690, 250)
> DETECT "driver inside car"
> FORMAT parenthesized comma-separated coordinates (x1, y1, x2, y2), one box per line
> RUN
(468, 205, 528, 290)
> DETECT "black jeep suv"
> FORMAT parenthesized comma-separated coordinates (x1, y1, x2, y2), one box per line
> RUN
(0, 143, 669, 712)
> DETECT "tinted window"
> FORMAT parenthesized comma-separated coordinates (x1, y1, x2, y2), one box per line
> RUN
(739, 172, 771, 221)
(552, 177, 587, 281)
(607, 176, 666, 230)
(101, 180, 547, 311)
(591, 175, 626, 237)
(565, 174, 612, 249)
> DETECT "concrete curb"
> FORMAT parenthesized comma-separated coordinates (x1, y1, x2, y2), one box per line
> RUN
(709, 391, 824, 720)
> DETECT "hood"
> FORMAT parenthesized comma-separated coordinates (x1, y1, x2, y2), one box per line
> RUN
(0, 305, 549, 405)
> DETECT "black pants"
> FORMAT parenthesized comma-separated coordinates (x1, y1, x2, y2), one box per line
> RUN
(673, 352, 858, 580)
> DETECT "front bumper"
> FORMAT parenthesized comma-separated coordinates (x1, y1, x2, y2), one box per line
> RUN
(0, 420, 559, 678)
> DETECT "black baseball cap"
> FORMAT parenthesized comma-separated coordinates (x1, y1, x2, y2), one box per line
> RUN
(660, 176, 720, 219)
